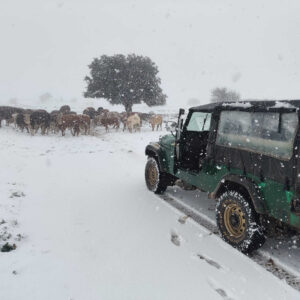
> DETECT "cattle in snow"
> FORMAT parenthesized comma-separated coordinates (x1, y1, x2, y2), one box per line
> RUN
(50, 110, 60, 133)
(57, 114, 77, 136)
(149, 115, 163, 131)
(83, 107, 96, 119)
(59, 105, 71, 114)
(77, 114, 91, 135)
(8, 113, 19, 127)
(30, 110, 51, 135)
(126, 113, 141, 133)
(94, 111, 120, 132)
(0, 106, 24, 127)
(57, 114, 89, 136)
(16, 112, 31, 133)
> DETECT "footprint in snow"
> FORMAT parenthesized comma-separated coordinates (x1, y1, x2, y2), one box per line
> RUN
(170, 231, 181, 246)
(178, 215, 189, 224)
(9, 191, 25, 198)
(215, 288, 230, 299)
(207, 278, 234, 300)
(198, 254, 222, 270)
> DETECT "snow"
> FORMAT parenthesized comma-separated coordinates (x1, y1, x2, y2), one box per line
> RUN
(271, 101, 298, 109)
(0, 123, 299, 299)
(222, 102, 252, 108)
(166, 187, 300, 280)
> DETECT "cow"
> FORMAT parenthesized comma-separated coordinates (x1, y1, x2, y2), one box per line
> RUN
(16, 112, 31, 133)
(83, 107, 96, 119)
(59, 105, 71, 114)
(0, 106, 24, 127)
(149, 114, 163, 131)
(57, 114, 87, 136)
(8, 113, 18, 127)
(50, 110, 60, 133)
(57, 114, 78, 136)
(139, 113, 152, 126)
(77, 114, 91, 135)
(94, 111, 120, 132)
(126, 113, 141, 133)
(30, 110, 51, 135)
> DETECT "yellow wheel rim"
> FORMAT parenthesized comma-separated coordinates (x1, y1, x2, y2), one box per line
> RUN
(148, 164, 158, 187)
(224, 203, 246, 239)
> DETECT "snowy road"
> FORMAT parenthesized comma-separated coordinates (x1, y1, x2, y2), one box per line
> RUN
(0, 127, 299, 299)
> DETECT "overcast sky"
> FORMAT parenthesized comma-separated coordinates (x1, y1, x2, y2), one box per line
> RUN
(1, 0, 300, 107)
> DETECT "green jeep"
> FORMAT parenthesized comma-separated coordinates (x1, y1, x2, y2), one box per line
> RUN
(145, 101, 300, 252)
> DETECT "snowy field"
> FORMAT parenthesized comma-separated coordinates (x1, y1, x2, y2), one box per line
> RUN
(0, 119, 299, 299)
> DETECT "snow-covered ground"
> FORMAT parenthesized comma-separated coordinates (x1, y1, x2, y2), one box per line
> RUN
(0, 122, 299, 299)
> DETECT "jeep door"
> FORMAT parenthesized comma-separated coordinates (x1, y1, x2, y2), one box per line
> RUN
(175, 111, 216, 191)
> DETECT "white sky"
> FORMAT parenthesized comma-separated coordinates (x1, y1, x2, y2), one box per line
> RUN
(1, 0, 300, 107)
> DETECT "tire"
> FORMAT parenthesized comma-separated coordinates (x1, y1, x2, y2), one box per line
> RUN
(216, 190, 265, 253)
(145, 157, 168, 194)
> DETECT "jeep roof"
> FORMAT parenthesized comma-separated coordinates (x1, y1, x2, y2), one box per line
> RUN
(189, 100, 300, 113)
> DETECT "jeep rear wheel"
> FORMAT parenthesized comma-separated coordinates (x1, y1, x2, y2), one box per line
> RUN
(145, 157, 168, 194)
(216, 190, 265, 253)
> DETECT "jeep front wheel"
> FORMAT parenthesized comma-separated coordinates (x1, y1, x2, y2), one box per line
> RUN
(216, 190, 265, 253)
(145, 157, 168, 194)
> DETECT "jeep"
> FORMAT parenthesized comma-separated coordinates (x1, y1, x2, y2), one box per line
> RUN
(145, 101, 300, 252)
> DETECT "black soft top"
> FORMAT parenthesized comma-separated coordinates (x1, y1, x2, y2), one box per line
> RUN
(190, 100, 300, 113)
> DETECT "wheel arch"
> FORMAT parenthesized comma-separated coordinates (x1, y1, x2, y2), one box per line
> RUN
(212, 174, 266, 215)
(145, 144, 165, 172)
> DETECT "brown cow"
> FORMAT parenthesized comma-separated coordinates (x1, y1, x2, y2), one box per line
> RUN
(149, 115, 163, 131)
(77, 114, 91, 135)
(94, 111, 120, 132)
(57, 114, 79, 136)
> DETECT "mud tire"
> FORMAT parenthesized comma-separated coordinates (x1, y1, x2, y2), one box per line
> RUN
(145, 157, 168, 194)
(216, 190, 265, 253)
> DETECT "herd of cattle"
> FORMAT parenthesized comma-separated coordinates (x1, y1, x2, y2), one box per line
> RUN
(0, 105, 164, 136)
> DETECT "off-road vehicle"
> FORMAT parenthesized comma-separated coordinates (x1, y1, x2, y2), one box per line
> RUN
(145, 100, 300, 252)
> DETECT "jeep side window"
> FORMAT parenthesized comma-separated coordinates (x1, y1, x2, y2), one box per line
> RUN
(186, 112, 211, 132)
(216, 111, 298, 160)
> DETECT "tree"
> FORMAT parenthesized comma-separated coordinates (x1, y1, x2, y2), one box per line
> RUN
(210, 87, 240, 103)
(84, 54, 167, 112)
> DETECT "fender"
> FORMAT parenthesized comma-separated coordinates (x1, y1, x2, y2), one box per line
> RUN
(212, 174, 266, 214)
(145, 143, 166, 172)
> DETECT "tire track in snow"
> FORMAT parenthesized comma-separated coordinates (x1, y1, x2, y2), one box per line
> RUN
(159, 193, 300, 292)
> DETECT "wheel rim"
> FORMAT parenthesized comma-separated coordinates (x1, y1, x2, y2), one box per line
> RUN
(147, 163, 158, 187)
(224, 203, 246, 238)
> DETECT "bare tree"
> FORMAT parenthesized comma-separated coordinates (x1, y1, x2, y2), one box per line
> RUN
(210, 87, 240, 103)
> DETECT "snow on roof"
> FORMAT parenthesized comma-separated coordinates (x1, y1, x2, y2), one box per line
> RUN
(222, 102, 252, 108)
(271, 101, 298, 109)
